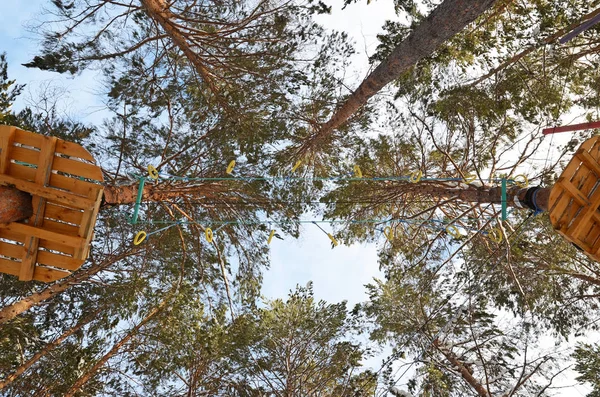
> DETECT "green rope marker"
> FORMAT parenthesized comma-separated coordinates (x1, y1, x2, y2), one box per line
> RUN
(501, 178, 507, 221)
(130, 177, 146, 225)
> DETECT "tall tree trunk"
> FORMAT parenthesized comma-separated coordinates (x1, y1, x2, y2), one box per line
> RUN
(297, 0, 499, 156)
(102, 181, 228, 206)
(0, 309, 101, 390)
(0, 249, 139, 325)
(139, 0, 221, 98)
(407, 183, 550, 211)
(63, 297, 169, 397)
(433, 339, 490, 397)
(0, 186, 32, 224)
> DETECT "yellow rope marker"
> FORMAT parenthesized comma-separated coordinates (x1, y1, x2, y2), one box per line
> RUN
(205, 228, 214, 243)
(353, 165, 362, 178)
(488, 227, 503, 243)
(267, 229, 276, 244)
(133, 231, 147, 245)
(446, 225, 461, 239)
(410, 170, 423, 183)
(291, 160, 302, 173)
(327, 233, 339, 247)
(513, 174, 529, 188)
(226, 160, 236, 174)
(147, 165, 159, 180)
(383, 226, 394, 241)
(463, 173, 476, 184)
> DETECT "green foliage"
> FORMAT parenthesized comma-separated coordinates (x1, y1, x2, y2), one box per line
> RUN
(574, 343, 600, 397)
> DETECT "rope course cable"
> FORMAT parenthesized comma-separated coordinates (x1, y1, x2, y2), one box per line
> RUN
(129, 165, 531, 246)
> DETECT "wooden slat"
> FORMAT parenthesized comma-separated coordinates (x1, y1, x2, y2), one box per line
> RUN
(9, 146, 41, 167)
(549, 190, 573, 227)
(585, 221, 600, 250)
(579, 149, 600, 179)
(0, 240, 23, 260)
(33, 266, 71, 282)
(37, 251, 83, 271)
(0, 174, 96, 210)
(0, 126, 16, 173)
(7, 162, 37, 181)
(21, 136, 57, 280)
(74, 189, 103, 260)
(55, 140, 96, 163)
(3, 223, 86, 249)
(570, 190, 600, 238)
(0, 258, 22, 278)
(0, 231, 74, 257)
(556, 178, 589, 206)
(43, 203, 83, 226)
(49, 173, 100, 197)
(13, 128, 42, 149)
(52, 156, 103, 181)
(42, 219, 80, 236)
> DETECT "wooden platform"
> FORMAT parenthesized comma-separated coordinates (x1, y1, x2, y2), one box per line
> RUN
(549, 135, 600, 260)
(0, 126, 103, 282)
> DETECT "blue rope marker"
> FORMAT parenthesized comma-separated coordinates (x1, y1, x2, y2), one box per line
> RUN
(130, 177, 146, 225)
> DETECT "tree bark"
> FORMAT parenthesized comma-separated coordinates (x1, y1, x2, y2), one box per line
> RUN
(298, 0, 500, 155)
(0, 309, 101, 390)
(0, 249, 139, 325)
(102, 181, 228, 206)
(433, 339, 490, 397)
(0, 186, 32, 224)
(139, 0, 221, 97)
(407, 183, 550, 211)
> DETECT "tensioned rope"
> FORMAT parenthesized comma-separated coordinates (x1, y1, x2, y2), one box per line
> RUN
(129, 165, 529, 246)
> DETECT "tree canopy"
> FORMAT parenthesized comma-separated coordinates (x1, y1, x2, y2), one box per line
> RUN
(1, 0, 600, 395)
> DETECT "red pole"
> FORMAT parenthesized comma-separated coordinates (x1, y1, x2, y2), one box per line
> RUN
(542, 121, 600, 135)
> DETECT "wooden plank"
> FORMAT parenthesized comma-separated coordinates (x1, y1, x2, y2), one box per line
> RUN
(557, 166, 598, 229)
(74, 189, 103, 260)
(42, 219, 80, 236)
(43, 203, 83, 226)
(13, 128, 42, 149)
(7, 162, 37, 181)
(2, 223, 86, 249)
(0, 126, 16, 174)
(578, 149, 600, 179)
(21, 136, 57, 281)
(49, 173, 100, 197)
(9, 146, 41, 167)
(55, 140, 96, 163)
(0, 174, 96, 210)
(37, 251, 83, 271)
(556, 178, 589, 206)
(549, 189, 572, 226)
(567, 189, 600, 238)
(52, 156, 103, 181)
(0, 223, 75, 256)
(0, 257, 22, 278)
(0, 240, 23, 260)
(33, 266, 71, 282)
(585, 221, 600, 251)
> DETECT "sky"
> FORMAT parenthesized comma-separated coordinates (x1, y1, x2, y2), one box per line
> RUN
(0, 0, 594, 395)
